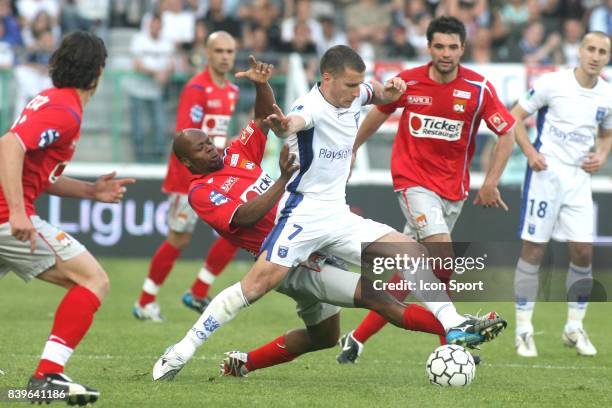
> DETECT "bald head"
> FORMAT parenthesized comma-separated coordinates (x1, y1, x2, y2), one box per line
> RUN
(205, 31, 236, 75)
(206, 31, 235, 50)
(173, 128, 224, 174)
(173, 128, 202, 161)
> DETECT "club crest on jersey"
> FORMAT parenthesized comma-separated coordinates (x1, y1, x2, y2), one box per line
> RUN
(240, 124, 255, 145)
(407, 95, 432, 105)
(190, 104, 203, 123)
(488, 112, 508, 132)
(453, 98, 466, 113)
(209, 190, 229, 206)
(239, 159, 255, 170)
(596, 107, 606, 123)
(453, 89, 471, 99)
(291, 105, 304, 112)
(221, 176, 238, 193)
(38, 129, 60, 148)
(528, 224, 536, 235)
(278, 246, 289, 258)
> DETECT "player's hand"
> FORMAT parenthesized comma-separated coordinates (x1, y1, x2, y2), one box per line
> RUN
(527, 151, 547, 172)
(235, 55, 274, 84)
(264, 104, 291, 136)
(473, 184, 508, 211)
(581, 152, 606, 174)
(9, 211, 37, 253)
(93, 171, 136, 203)
(278, 143, 299, 180)
(382, 77, 407, 101)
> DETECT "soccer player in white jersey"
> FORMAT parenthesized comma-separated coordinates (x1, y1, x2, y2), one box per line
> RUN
(512, 31, 612, 357)
(152, 46, 506, 381)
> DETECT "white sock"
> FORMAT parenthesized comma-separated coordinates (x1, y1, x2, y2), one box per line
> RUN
(514, 258, 539, 335)
(402, 266, 466, 332)
(565, 263, 591, 332)
(197, 266, 216, 286)
(173, 282, 249, 361)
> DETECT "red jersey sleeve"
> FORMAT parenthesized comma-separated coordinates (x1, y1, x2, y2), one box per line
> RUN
(188, 183, 241, 234)
(232, 121, 268, 165)
(11, 107, 80, 151)
(175, 84, 207, 131)
(480, 80, 516, 136)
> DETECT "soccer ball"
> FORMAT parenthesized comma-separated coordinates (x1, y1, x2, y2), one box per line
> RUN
(425, 344, 475, 387)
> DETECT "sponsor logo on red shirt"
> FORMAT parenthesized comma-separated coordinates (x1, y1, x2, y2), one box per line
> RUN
(408, 112, 463, 141)
(407, 95, 432, 105)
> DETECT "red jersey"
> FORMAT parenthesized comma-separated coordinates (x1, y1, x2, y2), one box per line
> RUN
(0, 88, 82, 223)
(163, 68, 239, 194)
(188, 121, 276, 254)
(378, 63, 515, 201)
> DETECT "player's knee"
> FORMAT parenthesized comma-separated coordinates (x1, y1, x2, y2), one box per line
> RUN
(570, 245, 592, 265)
(92, 269, 110, 299)
(167, 232, 191, 250)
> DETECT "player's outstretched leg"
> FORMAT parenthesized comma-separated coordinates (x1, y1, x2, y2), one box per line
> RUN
(183, 236, 238, 314)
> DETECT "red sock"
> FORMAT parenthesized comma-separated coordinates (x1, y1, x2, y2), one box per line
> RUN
(245, 335, 298, 372)
(190, 237, 238, 298)
(353, 272, 410, 343)
(402, 304, 445, 336)
(35, 286, 101, 378)
(139, 241, 181, 306)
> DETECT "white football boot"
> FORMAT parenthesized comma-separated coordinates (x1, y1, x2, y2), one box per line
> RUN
(562, 328, 597, 356)
(132, 302, 163, 322)
(515, 332, 538, 357)
(153, 346, 187, 381)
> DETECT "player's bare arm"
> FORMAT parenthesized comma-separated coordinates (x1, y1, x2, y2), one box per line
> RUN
(511, 104, 547, 171)
(474, 129, 515, 211)
(369, 77, 407, 105)
(582, 127, 612, 174)
(230, 144, 299, 228)
(235, 55, 276, 132)
(46, 172, 136, 203)
(0, 132, 36, 252)
(264, 104, 306, 138)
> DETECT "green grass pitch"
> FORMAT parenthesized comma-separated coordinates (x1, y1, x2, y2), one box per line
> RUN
(1, 258, 611, 407)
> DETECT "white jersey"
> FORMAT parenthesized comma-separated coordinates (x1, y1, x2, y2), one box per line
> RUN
(284, 82, 374, 202)
(518, 69, 612, 166)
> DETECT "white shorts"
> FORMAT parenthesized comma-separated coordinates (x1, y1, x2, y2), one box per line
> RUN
(0, 216, 86, 282)
(276, 253, 357, 326)
(397, 186, 464, 240)
(262, 195, 395, 268)
(167, 193, 199, 233)
(518, 156, 593, 243)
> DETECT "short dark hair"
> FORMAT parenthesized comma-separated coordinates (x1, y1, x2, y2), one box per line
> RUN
(49, 31, 107, 90)
(320, 45, 365, 76)
(426, 16, 466, 45)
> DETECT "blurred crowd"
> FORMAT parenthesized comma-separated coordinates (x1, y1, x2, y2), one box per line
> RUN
(0, 0, 611, 162)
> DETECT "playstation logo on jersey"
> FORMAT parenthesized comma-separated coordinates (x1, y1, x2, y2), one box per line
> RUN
(190, 104, 204, 123)
(209, 190, 229, 206)
(278, 246, 289, 258)
(596, 107, 605, 123)
(528, 224, 536, 235)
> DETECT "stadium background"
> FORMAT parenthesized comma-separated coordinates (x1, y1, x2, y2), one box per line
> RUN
(1, 1, 612, 406)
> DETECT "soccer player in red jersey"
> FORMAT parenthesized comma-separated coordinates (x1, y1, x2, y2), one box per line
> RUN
(0, 32, 135, 405)
(337, 16, 517, 363)
(134, 31, 242, 321)
(152, 57, 503, 381)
